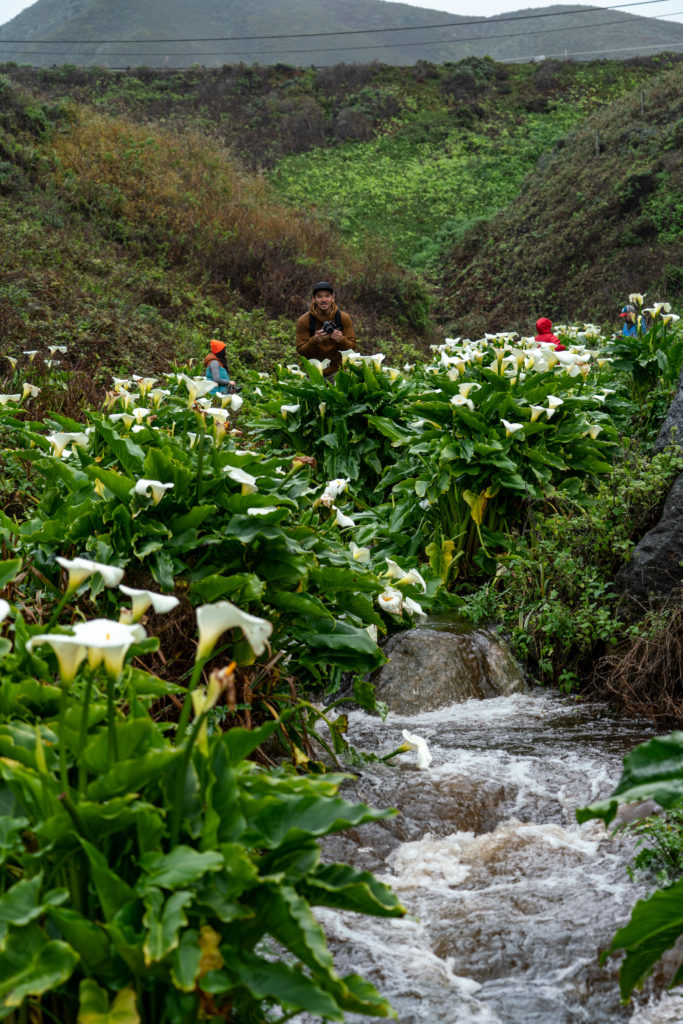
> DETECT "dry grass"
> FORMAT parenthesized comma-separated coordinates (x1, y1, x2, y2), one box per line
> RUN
(590, 594, 683, 722)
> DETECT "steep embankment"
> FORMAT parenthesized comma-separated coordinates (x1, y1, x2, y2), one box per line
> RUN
(443, 65, 683, 336)
(0, 76, 429, 391)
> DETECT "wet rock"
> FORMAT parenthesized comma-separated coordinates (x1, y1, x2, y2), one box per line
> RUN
(614, 471, 683, 601)
(654, 362, 683, 453)
(373, 627, 526, 714)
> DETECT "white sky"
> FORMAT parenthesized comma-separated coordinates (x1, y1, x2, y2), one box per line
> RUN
(1, 0, 681, 29)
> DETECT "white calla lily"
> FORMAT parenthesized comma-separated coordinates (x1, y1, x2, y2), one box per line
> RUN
(377, 587, 403, 616)
(56, 556, 125, 593)
(281, 404, 301, 418)
(350, 541, 370, 562)
(21, 383, 41, 400)
(0, 599, 10, 624)
(0, 394, 21, 405)
(26, 633, 87, 683)
(334, 506, 356, 529)
(401, 729, 433, 770)
(196, 600, 273, 661)
(223, 466, 258, 493)
(118, 585, 180, 623)
(71, 618, 146, 676)
(134, 479, 174, 505)
(502, 419, 524, 438)
(319, 478, 350, 507)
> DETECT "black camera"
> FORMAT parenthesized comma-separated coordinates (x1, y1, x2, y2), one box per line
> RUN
(322, 321, 336, 336)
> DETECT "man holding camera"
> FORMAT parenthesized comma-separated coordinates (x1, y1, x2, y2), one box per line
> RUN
(295, 281, 357, 377)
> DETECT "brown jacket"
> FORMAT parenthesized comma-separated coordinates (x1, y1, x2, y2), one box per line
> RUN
(295, 300, 357, 376)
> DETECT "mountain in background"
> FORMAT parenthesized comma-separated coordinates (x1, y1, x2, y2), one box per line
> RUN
(1, 0, 682, 67)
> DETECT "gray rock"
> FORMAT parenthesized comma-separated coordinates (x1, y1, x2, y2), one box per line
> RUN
(373, 627, 526, 714)
(654, 363, 683, 453)
(614, 470, 683, 601)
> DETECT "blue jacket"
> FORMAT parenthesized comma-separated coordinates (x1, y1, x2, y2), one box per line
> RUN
(622, 323, 637, 337)
(205, 357, 230, 394)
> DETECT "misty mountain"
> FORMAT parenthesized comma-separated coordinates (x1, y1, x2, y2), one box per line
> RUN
(1, 0, 682, 68)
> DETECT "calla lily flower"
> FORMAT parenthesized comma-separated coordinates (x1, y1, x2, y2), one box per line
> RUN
(112, 376, 133, 389)
(223, 466, 258, 494)
(307, 358, 330, 372)
(385, 559, 427, 592)
(334, 506, 356, 529)
(47, 432, 89, 458)
(586, 424, 603, 439)
(451, 394, 475, 410)
(44, 360, 61, 368)
(23, 351, 38, 361)
(502, 419, 524, 438)
(281, 404, 300, 418)
(319, 478, 349, 507)
(350, 541, 370, 562)
(131, 407, 150, 424)
(458, 382, 481, 398)
(0, 599, 10, 624)
(529, 405, 546, 422)
(661, 313, 680, 325)
(404, 596, 427, 620)
(134, 479, 174, 505)
(26, 633, 87, 684)
(628, 293, 645, 307)
(401, 729, 433, 770)
(228, 393, 243, 412)
(196, 600, 272, 661)
(135, 377, 158, 397)
(56, 556, 125, 593)
(319, 402, 327, 417)
(109, 412, 135, 430)
(21, 383, 41, 400)
(4, 356, 17, 369)
(377, 587, 403, 616)
(119, 585, 180, 622)
(149, 388, 171, 407)
(0, 394, 21, 405)
(547, 396, 564, 409)
(179, 373, 217, 404)
(71, 618, 146, 676)
(48, 345, 67, 356)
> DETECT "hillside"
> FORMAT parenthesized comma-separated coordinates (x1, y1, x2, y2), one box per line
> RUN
(0, 75, 430, 397)
(1, 0, 683, 66)
(442, 64, 683, 336)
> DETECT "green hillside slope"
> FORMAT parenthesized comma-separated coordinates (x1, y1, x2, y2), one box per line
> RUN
(0, 75, 430, 391)
(1, 0, 682, 66)
(442, 64, 683, 336)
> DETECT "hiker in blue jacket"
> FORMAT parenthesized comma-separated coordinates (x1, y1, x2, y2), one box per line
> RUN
(204, 339, 231, 394)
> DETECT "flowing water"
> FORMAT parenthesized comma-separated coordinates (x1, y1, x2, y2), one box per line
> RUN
(296, 689, 683, 1024)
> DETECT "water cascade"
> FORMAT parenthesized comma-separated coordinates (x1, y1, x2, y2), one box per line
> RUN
(296, 626, 683, 1023)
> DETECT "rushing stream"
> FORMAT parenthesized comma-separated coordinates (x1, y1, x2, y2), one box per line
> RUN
(297, 689, 683, 1024)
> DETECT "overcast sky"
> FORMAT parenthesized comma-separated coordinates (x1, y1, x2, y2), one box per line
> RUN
(1, 0, 681, 28)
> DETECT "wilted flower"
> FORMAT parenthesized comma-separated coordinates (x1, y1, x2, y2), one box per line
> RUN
(401, 729, 433, 770)
(319, 478, 349, 507)
(196, 600, 273, 661)
(134, 479, 174, 505)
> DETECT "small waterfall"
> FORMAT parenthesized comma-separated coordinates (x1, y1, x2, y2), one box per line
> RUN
(297, 679, 673, 1023)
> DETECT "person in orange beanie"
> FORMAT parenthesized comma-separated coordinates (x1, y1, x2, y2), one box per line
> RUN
(204, 339, 232, 394)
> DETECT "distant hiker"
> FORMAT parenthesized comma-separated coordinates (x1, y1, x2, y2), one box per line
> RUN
(204, 339, 234, 394)
(295, 281, 358, 378)
(619, 304, 638, 337)
(534, 317, 566, 352)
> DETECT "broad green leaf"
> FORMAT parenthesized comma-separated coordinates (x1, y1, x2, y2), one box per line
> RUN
(139, 846, 224, 890)
(578, 732, 683, 826)
(86, 749, 182, 802)
(85, 466, 136, 503)
(0, 559, 21, 589)
(206, 953, 343, 1021)
(0, 924, 79, 1008)
(302, 863, 405, 918)
(142, 888, 193, 965)
(48, 908, 112, 977)
(78, 838, 136, 923)
(170, 929, 202, 992)
(77, 979, 140, 1024)
(96, 421, 145, 476)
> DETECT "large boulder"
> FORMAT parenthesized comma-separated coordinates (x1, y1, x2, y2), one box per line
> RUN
(373, 625, 526, 714)
(614, 471, 683, 601)
(615, 364, 683, 603)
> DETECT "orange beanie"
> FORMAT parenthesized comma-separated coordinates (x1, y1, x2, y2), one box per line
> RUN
(210, 339, 226, 354)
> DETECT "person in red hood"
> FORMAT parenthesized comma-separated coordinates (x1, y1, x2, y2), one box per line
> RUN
(534, 317, 566, 352)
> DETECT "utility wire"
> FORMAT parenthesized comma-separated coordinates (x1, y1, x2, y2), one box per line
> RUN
(2, 10, 681, 58)
(0, 0, 677, 44)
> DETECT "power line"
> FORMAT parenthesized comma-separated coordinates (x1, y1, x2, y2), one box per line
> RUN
(1, 10, 681, 59)
(0, 0, 677, 44)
